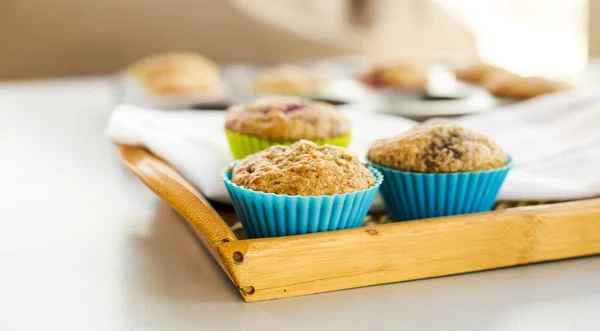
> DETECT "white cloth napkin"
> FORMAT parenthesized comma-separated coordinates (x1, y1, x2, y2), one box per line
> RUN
(107, 88, 600, 203)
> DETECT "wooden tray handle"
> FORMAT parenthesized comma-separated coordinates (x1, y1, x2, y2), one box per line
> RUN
(118, 145, 237, 246)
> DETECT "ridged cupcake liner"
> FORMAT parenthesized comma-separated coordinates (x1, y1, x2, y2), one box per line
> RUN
(222, 165, 383, 238)
(368, 157, 512, 221)
(225, 129, 351, 159)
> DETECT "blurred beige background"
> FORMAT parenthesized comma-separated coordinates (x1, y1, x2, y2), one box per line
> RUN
(0, 0, 477, 80)
(1, 0, 595, 80)
(590, 0, 600, 58)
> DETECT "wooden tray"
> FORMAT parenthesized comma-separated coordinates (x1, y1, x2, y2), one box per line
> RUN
(119, 145, 600, 302)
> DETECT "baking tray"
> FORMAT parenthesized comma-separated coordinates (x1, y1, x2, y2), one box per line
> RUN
(119, 145, 600, 302)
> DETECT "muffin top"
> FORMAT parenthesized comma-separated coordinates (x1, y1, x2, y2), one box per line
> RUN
(368, 123, 508, 173)
(483, 74, 573, 99)
(129, 51, 220, 95)
(359, 62, 428, 90)
(252, 64, 325, 96)
(225, 96, 351, 140)
(455, 63, 508, 84)
(232, 140, 376, 196)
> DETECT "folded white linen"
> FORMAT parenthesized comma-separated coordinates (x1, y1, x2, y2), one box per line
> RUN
(107, 87, 600, 203)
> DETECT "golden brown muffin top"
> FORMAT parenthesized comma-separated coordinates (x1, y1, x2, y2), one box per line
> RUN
(232, 140, 376, 196)
(455, 63, 508, 84)
(251, 64, 325, 96)
(368, 123, 508, 173)
(225, 96, 351, 140)
(129, 51, 220, 95)
(483, 74, 573, 99)
(359, 62, 428, 90)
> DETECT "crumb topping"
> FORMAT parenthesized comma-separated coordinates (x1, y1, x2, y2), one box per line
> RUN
(368, 123, 508, 172)
(225, 96, 351, 140)
(232, 140, 375, 195)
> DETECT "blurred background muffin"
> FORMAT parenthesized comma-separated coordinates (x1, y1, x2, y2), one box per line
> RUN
(483, 74, 573, 99)
(358, 61, 428, 91)
(456, 62, 574, 100)
(128, 51, 221, 96)
(251, 64, 326, 97)
(454, 63, 509, 85)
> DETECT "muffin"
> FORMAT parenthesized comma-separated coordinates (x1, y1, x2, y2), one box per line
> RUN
(367, 123, 512, 221)
(358, 62, 428, 91)
(456, 62, 573, 99)
(224, 96, 352, 159)
(455, 63, 508, 85)
(128, 51, 221, 96)
(251, 64, 325, 97)
(483, 74, 573, 99)
(223, 140, 383, 237)
(368, 123, 508, 172)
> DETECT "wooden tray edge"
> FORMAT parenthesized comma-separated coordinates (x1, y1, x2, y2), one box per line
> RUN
(118, 145, 243, 288)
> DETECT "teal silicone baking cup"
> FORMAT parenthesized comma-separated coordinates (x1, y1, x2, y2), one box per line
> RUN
(222, 165, 383, 238)
(368, 156, 512, 222)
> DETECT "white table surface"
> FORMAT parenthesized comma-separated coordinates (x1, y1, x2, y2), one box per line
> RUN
(1, 75, 599, 331)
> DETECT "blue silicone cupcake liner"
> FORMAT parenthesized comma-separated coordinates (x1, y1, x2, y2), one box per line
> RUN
(222, 165, 383, 238)
(368, 156, 512, 222)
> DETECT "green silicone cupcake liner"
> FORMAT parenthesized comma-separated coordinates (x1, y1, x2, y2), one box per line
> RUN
(225, 129, 352, 159)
